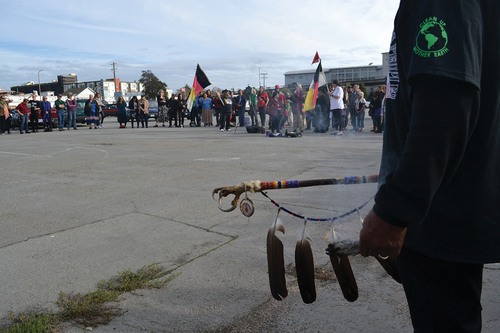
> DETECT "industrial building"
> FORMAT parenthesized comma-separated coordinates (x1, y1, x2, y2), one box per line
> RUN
(284, 52, 388, 93)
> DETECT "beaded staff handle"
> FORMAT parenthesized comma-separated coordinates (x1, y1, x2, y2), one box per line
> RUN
(212, 175, 379, 212)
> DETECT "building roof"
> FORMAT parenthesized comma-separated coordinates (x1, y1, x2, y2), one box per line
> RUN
(284, 64, 382, 76)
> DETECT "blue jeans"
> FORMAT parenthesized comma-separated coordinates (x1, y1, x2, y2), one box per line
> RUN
(67, 110, 77, 129)
(356, 110, 365, 130)
(349, 107, 357, 130)
(57, 110, 65, 129)
(42, 112, 51, 126)
(19, 114, 29, 132)
(238, 107, 245, 126)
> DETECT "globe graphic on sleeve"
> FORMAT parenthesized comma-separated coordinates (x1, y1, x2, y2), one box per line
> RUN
(416, 22, 448, 52)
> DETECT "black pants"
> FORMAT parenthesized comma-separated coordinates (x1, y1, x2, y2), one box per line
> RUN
(373, 115, 382, 132)
(331, 108, 342, 131)
(270, 115, 281, 133)
(169, 110, 177, 126)
(397, 247, 483, 333)
(219, 112, 231, 130)
(177, 110, 184, 126)
(30, 111, 39, 132)
(0, 116, 7, 133)
(258, 106, 266, 127)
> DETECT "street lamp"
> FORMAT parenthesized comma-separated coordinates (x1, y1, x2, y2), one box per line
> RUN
(38, 69, 44, 96)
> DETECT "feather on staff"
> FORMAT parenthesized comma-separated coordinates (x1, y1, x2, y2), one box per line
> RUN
(375, 256, 402, 284)
(326, 229, 358, 302)
(295, 221, 316, 304)
(267, 209, 288, 300)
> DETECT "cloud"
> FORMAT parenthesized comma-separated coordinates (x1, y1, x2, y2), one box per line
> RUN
(0, 0, 400, 92)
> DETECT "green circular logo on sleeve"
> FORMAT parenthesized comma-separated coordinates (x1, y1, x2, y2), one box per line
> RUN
(414, 17, 449, 58)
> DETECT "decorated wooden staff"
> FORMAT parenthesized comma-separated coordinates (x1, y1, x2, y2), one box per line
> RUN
(212, 175, 379, 214)
(213, 174, 401, 304)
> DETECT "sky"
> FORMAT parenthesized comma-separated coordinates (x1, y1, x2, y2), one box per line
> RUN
(1, 0, 400, 93)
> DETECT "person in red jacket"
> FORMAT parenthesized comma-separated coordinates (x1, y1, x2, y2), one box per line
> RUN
(16, 98, 30, 134)
(257, 86, 269, 127)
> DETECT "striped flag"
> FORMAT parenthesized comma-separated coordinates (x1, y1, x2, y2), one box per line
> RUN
(304, 61, 327, 111)
(186, 64, 212, 111)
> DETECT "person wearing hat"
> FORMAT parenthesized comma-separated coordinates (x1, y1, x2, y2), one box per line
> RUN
(66, 93, 77, 130)
(54, 94, 66, 131)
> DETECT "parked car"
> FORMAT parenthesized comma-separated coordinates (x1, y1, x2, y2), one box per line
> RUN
(102, 104, 118, 117)
(147, 99, 158, 119)
(9, 106, 58, 129)
(75, 100, 88, 124)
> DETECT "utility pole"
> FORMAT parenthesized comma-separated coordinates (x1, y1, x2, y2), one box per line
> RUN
(261, 73, 268, 90)
(258, 67, 262, 87)
(111, 62, 118, 96)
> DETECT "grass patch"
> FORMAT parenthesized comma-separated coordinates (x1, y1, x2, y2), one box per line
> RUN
(1, 263, 178, 332)
(2, 312, 59, 333)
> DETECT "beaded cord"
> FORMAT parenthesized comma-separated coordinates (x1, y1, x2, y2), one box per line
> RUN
(260, 191, 375, 223)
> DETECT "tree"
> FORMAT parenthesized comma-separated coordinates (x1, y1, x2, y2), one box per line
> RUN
(138, 70, 168, 99)
(358, 82, 368, 99)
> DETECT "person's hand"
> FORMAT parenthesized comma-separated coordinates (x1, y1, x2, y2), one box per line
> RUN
(359, 209, 407, 258)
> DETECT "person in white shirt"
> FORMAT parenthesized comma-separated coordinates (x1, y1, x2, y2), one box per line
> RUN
(329, 80, 344, 136)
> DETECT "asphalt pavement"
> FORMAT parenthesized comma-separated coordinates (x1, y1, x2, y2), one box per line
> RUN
(0, 119, 499, 332)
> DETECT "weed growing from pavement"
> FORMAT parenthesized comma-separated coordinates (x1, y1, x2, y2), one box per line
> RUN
(3, 312, 59, 333)
(1, 263, 179, 332)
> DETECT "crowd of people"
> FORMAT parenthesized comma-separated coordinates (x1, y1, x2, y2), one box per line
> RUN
(0, 84, 385, 135)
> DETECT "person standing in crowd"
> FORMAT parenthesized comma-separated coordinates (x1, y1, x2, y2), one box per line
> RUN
(213, 92, 222, 127)
(138, 95, 149, 128)
(218, 90, 233, 132)
(290, 83, 305, 133)
(206, 90, 214, 127)
(354, 91, 366, 132)
(369, 91, 383, 133)
(270, 85, 286, 131)
(329, 80, 344, 136)
(341, 85, 348, 130)
(94, 92, 104, 128)
(176, 93, 185, 128)
(0, 95, 10, 135)
(314, 87, 330, 133)
(248, 88, 258, 126)
(16, 98, 30, 134)
(168, 94, 178, 127)
(85, 94, 99, 129)
(191, 92, 202, 127)
(156, 89, 168, 127)
(128, 96, 139, 128)
(41, 96, 52, 132)
(257, 86, 269, 127)
(66, 93, 77, 130)
(54, 94, 66, 131)
(234, 89, 246, 127)
(116, 96, 128, 128)
(29, 95, 41, 133)
(360, 1, 500, 331)
(348, 85, 359, 131)
(200, 92, 213, 127)
(267, 90, 286, 134)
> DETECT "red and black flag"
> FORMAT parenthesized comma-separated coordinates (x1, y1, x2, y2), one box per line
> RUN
(186, 64, 212, 110)
(304, 61, 327, 111)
